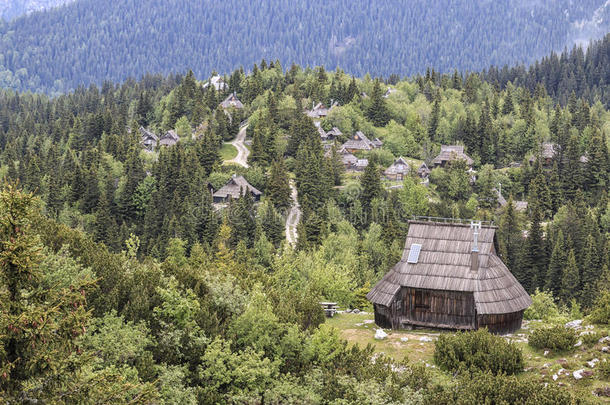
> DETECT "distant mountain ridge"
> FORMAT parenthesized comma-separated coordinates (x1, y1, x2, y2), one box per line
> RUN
(0, 0, 608, 94)
(0, 0, 73, 20)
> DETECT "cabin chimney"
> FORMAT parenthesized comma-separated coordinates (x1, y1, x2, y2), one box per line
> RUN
(470, 221, 481, 272)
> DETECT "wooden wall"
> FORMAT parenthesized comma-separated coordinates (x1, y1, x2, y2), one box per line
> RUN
(373, 288, 525, 334)
(398, 287, 476, 330)
(478, 310, 524, 334)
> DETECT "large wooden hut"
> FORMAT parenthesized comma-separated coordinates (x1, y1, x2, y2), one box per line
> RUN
(367, 220, 531, 334)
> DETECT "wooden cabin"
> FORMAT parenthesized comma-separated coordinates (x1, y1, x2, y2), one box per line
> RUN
(367, 220, 531, 334)
(432, 145, 474, 168)
(220, 92, 244, 109)
(384, 157, 410, 180)
(342, 131, 382, 153)
(159, 130, 179, 147)
(212, 175, 262, 203)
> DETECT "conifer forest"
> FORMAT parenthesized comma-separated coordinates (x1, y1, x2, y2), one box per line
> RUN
(0, 1, 610, 404)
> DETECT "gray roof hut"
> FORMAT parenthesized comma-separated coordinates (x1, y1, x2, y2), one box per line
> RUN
(159, 130, 179, 147)
(203, 75, 228, 91)
(417, 162, 431, 178)
(367, 220, 531, 334)
(342, 131, 382, 152)
(220, 92, 244, 109)
(432, 145, 474, 168)
(140, 127, 158, 151)
(212, 175, 262, 203)
(384, 157, 410, 180)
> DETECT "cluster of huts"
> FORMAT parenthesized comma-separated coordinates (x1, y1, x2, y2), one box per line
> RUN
(139, 127, 180, 151)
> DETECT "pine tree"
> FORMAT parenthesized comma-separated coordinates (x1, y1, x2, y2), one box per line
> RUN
(366, 79, 390, 127)
(228, 191, 256, 248)
(580, 234, 599, 307)
(497, 196, 522, 272)
(360, 162, 382, 220)
(545, 230, 568, 297)
(346, 77, 359, 102)
(501, 86, 514, 115)
(560, 249, 580, 303)
(197, 128, 221, 176)
(428, 96, 440, 141)
(523, 204, 547, 292)
(267, 159, 292, 211)
(257, 201, 284, 247)
(561, 134, 584, 201)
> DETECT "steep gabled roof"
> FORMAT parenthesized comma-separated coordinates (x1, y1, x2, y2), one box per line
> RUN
(384, 157, 410, 176)
(342, 131, 378, 150)
(220, 92, 244, 109)
(432, 145, 474, 166)
(367, 221, 531, 315)
(213, 175, 262, 200)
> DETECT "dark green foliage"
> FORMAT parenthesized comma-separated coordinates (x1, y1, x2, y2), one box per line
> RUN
(359, 161, 382, 219)
(433, 329, 524, 375)
(2, 1, 610, 99)
(588, 290, 610, 325)
(366, 79, 391, 127)
(528, 326, 578, 352)
(426, 371, 573, 405)
(266, 159, 292, 211)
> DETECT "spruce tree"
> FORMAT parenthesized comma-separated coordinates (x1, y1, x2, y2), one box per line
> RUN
(360, 162, 382, 220)
(346, 77, 359, 102)
(560, 249, 580, 303)
(545, 230, 568, 297)
(523, 204, 547, 292)
(366, 79, 390, 127)
(267, 159, 292, 211)
(580, 234, 599, 307)
(497, 196, 522, 272)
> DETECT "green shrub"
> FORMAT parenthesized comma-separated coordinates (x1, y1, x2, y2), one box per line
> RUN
(425, 371, 573, 405)
(580, 331, 602, 347)
(587, 290, 610, 325)
(599, 360, 610, 380)
(528, 326, 578, 352)
(433, 329, 524, 375)
(524, 289, 560, 321)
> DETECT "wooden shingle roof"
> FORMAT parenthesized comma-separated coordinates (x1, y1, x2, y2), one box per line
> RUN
(384, 157, 410, 176)
(432, 145, 474, 166)
(367, 221, 531, 315)
(213, 175, 262, 200)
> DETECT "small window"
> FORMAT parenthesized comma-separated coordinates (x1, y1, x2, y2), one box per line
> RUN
(407, 243, 422, 263)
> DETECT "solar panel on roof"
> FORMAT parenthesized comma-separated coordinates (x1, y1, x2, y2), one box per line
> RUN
(407, 243, 422, 263)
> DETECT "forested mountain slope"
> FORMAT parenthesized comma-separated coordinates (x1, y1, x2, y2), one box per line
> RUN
(0, 0, 609, 94)
(1, 39, 610, 402)
(0, 0, 73, 20)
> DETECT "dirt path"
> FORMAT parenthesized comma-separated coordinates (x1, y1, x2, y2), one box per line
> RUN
(285, 181, 301, 246)
(225, 124, 249, 168)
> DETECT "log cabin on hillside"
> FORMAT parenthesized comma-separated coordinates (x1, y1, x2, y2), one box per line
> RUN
(212, 175, 262, 203)
(367, 220, 531, 334)
(384, 157, 410, 180)
(432, 145, 474, 168)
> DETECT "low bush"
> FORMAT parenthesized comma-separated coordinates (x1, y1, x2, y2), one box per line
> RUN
(580, 331, 602, 346)
(587, 290, 610, 325)
(433, 329, 523, 375)
(599, 360, 610, 380)
(528, 326, 578, 352)
(425, 371, 573, 404)
(523, 289, 560, 321)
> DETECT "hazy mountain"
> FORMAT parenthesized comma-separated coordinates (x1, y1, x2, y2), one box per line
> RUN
(0, 0, 73, 20)
(0, 0, 608, 94)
